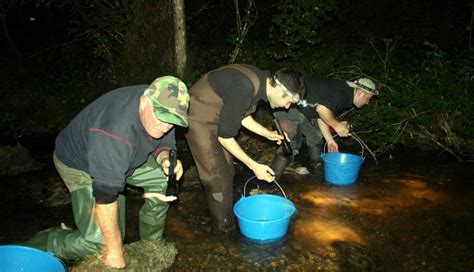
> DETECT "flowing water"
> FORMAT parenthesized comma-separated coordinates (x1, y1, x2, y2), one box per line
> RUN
(0, 142, 472, 271)
(161, 149, 473, 271)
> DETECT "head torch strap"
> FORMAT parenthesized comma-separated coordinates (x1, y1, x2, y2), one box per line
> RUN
(297, 99, 318, 108)
(274, 77, 300, 103)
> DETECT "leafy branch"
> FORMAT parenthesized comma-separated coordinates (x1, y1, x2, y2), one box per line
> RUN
(228, 0, 257, 64)
(368, 36, 400, 83)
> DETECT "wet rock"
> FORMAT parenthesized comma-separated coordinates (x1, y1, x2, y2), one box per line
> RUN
(212, 243, 227, 255)
(332, 241, 383, 271)
(270, 260, 279, 268)
(228, 246, 240, 258)
(290, 240, 302, 250)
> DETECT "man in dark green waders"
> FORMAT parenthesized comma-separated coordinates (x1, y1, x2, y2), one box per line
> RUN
(185, 64, 305, 233)
(22, 76, 189, 269)
(270, 77, 378, 181)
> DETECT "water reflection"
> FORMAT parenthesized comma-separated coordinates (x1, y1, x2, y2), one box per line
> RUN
(294, 218, 365, 245)
(235, 238, 291, 263)
(294, 177, 449, 217)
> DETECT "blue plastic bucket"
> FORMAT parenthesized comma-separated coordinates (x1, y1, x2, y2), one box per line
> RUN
(321, 152, 364, 185)
(234, 194, 296, 242)
(0, 245, 65, 272)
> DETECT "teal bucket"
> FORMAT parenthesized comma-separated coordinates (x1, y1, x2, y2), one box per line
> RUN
(0, 245, 65, 272)
(234, 178, 296, 243)
(321, 152, 364, 185)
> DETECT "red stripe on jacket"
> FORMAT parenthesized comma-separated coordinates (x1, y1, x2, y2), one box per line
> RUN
(89, 128, 134, 149)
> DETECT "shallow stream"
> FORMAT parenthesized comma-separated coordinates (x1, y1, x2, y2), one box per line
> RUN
(0, 142, 472, 271)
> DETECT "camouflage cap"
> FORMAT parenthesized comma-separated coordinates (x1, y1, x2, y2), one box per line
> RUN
(144, 76, 190, 127)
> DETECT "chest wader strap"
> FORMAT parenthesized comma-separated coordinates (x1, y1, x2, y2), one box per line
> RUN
(227, 64, 261, 116)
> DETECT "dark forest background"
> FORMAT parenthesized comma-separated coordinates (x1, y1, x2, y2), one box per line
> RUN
(1, 0, 473, 161)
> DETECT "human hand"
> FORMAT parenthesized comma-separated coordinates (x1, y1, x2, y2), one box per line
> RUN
(161, 158, 184, 180)
(334, 121, 351, 137)
(327, 140, 339, 153)
(266, 130, 284, 144)
(251, 163, 275, 182)
(100, 249, 126, 269)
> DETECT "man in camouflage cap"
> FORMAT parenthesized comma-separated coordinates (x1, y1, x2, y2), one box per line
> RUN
(22, 76, 189, 269)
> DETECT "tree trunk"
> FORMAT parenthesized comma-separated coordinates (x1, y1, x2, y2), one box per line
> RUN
(173, 0, 187, 79)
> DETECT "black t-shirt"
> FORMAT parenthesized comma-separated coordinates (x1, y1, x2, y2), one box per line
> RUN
(299, 77, 354, 119)
(208, 65, 269, 138)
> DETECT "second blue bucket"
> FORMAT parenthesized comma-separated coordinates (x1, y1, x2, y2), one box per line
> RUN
(321, 152, 364, 185)
(0, 245, 65, 272)
(234, 194, 296, 243)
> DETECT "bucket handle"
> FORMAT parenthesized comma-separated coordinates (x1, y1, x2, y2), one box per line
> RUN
(243, 176, 288, 200)
(242, 176, 292, 215)
(323, 135, 365, 158)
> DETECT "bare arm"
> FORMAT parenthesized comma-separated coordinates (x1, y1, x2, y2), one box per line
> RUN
(315, 105, 350, 137)
(95, 201, 125, 268)
(218, 136, 275, 182)
(241, 115, 283, 144)
(317, 118, 339, 152)
(317, 118, 334, 144)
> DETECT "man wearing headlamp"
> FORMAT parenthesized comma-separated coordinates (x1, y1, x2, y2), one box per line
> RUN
(185, 64, 305, 233)
(271, 77, 378, 181)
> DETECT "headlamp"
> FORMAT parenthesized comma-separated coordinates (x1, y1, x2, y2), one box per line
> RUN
(274, 77, 320, 108)
(274, 77, 318, 108)
(274, 77, 300, 103)
(297, 99, 318, 108)
(353, 80, 379, 95)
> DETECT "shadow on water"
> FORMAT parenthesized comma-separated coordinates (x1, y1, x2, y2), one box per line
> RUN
(1, 137, 473, 271)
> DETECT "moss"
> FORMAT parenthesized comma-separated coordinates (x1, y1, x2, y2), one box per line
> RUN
(70, 240, 178, 271)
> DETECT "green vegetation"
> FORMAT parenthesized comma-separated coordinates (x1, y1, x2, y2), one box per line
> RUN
(269, 0, 342, 59)
(291, 39, 474, 158)
(0, 0, 472, 161)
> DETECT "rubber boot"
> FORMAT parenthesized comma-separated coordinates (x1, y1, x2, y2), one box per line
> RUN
(206, 192, 236, 233)
(270, 153, 291, 182)
(46, 186, 111, 260)
(138, 195, 168, 240)
(308, 145, 323, 172)
(20, 229, 52, 251)
(139, 221, 166, 241)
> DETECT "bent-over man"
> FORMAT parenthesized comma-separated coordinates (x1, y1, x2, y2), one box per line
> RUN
(185, 64, 305, 232)
(271, 77, 378, 181)
(23, 76, 189, 269)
